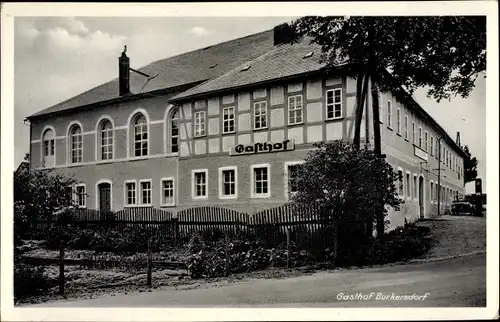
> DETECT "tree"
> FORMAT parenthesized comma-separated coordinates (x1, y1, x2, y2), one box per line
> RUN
(463, 145, 478, 183)
(290, 141, 403, 241)
(14, 169, 79, 245)
(290, 16, 486, 235)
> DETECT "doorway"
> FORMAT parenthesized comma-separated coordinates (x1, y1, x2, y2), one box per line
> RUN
(418, 176, 424, 219)
(98, 182, 111, 213)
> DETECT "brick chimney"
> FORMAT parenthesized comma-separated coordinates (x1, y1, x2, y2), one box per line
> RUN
(456, 131, 461, 147)
(273, 23, 294, 46)
(119, 46, 130, 96)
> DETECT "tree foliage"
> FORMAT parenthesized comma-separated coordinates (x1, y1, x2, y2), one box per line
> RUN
(463, 145, 479, 183)
(290, 16, 486, 102)
(290, 141, 403, 226)
(14, 169, 79, 244)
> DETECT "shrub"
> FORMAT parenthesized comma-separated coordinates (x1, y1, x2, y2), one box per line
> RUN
(14, 263, 55, 299)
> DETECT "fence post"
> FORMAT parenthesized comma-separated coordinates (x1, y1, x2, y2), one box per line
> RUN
(224, 234, 229, 277)
(59, 239, 65, 296)
(286, 228, 291, 269)
(147, 235, 153, 287)
(172, 217, 178, 247)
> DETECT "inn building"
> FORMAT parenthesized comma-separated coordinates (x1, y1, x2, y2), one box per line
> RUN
(26, 24, 467, 230)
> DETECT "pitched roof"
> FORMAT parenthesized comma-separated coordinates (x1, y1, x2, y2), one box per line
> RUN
(28, 29, 276, 118)
(170, 38, 327, 102)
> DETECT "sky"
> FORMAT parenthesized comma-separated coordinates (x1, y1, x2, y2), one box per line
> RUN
(13, 17, 486, 193)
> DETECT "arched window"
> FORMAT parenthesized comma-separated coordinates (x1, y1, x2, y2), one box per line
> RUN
(134, 114, 148, 157)
(170, 108, 179, 153)
(99, 120, 113, 160)
(42, 128, 55, 167)
(69, 125, 83, 163)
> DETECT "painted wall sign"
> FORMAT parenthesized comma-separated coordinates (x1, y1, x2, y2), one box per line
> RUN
(414, 146, 428, 161)
(230, 139, 295, 156)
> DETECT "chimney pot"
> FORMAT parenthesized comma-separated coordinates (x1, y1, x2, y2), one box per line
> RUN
(119, 46, 130, 96)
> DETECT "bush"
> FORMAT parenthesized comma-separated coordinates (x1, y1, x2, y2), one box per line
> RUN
(335, 222, 433, 267)
(14, 263, 55, 299)
(186, 232, 318, 279)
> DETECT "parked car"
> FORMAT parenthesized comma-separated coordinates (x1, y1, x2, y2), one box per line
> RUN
(451, 201, 474, 216)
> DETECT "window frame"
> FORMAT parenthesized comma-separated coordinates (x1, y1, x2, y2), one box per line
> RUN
(325, 88, 343, 120)
(75, 183, 87, 208)
(253, 101, 268, 130)
(396, 108, 401, 134)
(284, 161, 305, 200)
(251, 163, 271, 199)
(288, 94, 304, 125)
(194, 111, 207, 137)
(424, 131, 428, 151)
(397, 168, 404, 198)
(99, 120, 114, 161)
(418, 126, 423, 148)
(378, 92, 383, 123)
(192, 169, 209, 200)
(430, 136, 434, 156)
(69, 125, 83, 164)
(170, 107, 179, 153)
(133, 114, 148, 157)
(387, 100, 392, 128)
(222, 106, 236, 134)
(160, 177, 175, 207)
(412, 121, 416, 144)
(218, 166, 238, 200)
(124, 180, 137, 207)
(405, 171, 412, 200)
(139, 179, 152, 206)
(404, 115, 409, 140)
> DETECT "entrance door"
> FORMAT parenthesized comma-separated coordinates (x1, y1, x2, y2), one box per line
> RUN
(418, 176, 424, 219)
(98, 182, 111, 212)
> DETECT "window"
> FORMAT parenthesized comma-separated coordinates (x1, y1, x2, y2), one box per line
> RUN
(222, 106, 235, 133)
(100, 120, 113, 160)
(140, 180, 152, 206)
(387, 101, 392, 127)
(251, 164, 270, 198)
(326, 89, 342, 119)
(412, 122, 416, 143)
(406, 172, 411, 198)
(397, 170, 404, 197)
(418, 127, 422, 148)
(424, 131, 428, 151)
(134, 115, 148, 157)
(161, 178, 175, 206)
(378, 92, 383, 123)
(430, 182, 434, 202)
(43, 138, 54, 156)
(70, 125, 83, 163)
(254, 101, 268, 129)
(219, 166, 237, 199)
(285, 161, 304, 199)
(75, 184, 86, 208)
(288, 94, 303, 125)
(194, 111, 206, 137)
(404, 115, 409, 140)
(192, 169, 208, 199)
(396, 108, 401, 134)
(170, 108, 179, 153)
(125, 181, 137, 206)
(430, 136, 434, 156)
(413, 175, 417, 199)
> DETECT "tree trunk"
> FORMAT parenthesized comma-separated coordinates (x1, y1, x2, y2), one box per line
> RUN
(370, 75, 385, 238)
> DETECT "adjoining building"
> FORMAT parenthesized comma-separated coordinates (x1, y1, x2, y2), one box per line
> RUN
(25, 24, 467, 231)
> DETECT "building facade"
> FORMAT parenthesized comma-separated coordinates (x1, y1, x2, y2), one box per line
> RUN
(26, 25, 467, 231)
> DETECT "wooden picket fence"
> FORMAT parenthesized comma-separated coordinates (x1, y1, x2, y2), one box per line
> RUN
(29, 204, 366, 250)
